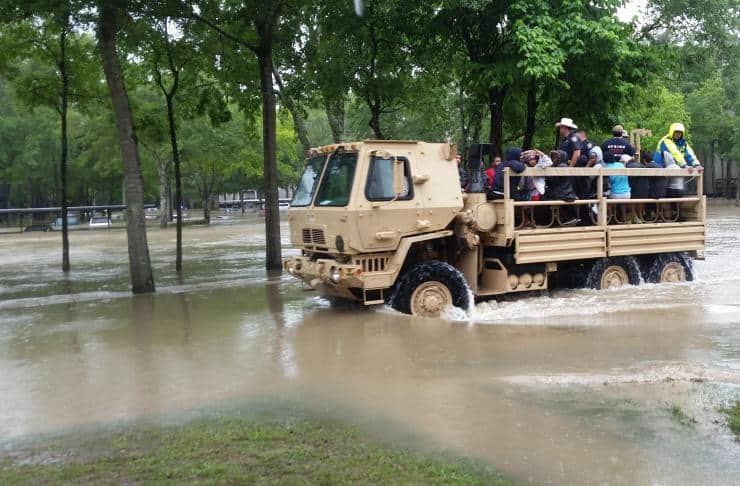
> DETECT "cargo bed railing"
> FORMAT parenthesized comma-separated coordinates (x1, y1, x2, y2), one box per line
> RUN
(500, 167, 704, 228)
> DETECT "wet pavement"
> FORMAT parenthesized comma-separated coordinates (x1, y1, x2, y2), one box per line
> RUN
(1, 206, 739, 484)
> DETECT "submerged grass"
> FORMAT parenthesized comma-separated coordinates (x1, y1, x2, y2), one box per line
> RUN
(0, 417, 510, 485)
(668, 404, 697, 427)
(720, 401, 740, 438)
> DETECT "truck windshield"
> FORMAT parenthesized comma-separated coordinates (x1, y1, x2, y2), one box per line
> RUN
(291, 155, 327, 207)
(315, 152, 358, 206)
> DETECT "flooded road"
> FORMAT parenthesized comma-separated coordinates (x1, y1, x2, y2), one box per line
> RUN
(1, 206, 739, 484)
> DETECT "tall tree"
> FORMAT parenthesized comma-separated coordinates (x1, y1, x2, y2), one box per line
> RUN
(97, 1, 155, 293)
(435, 0, 639, 155)
(178, 0, 303, 271)
(141, 16, 188, 273)
(58, 1, 71, 271)
(0, 0, 97, 271)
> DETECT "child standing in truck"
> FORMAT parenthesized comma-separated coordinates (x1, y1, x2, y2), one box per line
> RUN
(607, 155, 631, 199)
(606, 154, 631, 223)
(520, 149, 553, 200)
(485, 155, 502, 188)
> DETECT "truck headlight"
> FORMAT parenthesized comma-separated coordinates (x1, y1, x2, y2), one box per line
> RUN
(330, 269, 341, 283)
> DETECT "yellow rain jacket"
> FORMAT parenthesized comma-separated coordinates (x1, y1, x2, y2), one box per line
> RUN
(654, 123, 699, 168)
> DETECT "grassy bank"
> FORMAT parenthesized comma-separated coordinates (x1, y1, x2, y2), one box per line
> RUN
(0, 417, 509, 485)
(721, 401, 740, 438)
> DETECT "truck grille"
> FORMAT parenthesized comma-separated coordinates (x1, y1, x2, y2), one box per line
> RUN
(302, 228, 326, 245)
(355, 256, 389, 272)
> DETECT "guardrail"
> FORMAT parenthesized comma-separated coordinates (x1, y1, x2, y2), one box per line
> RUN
(0, 204, 157, 215)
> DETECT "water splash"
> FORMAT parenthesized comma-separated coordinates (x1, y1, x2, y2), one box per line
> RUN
(501, 362, 740, 387)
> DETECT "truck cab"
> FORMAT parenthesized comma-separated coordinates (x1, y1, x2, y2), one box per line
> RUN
(284, 141, 706, 317)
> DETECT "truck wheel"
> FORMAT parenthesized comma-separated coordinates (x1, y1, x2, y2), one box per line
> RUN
(643, 253, 694, 284)
(585, 257, 641, 290)
(389, 261, 470, 317)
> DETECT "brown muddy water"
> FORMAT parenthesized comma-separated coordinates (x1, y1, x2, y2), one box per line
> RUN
(1, 205, 739, 485)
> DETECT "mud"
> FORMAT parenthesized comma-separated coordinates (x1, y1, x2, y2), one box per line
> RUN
(1, 205, 739, 484)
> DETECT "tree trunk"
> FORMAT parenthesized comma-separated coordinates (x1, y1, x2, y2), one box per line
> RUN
(488, 87, 506, 157)
(703, 148, 711, 195)
(719, 141, 726, 196)
(325, 97, 345, 143)
(203, 190, 210, 224)
(368, 104, 385, 140)
(522, 79, 537, 150)
(165, 94, 184, 272)
(158, 158, 168, 229)
(287, 102, 311, 153)
(259, 49, 282, 270)
(727, 159, 733, 200)
(59, 9, 70, 273)
(239, 189, 245, 213)
(457, 83, 470, 162)
(273, 70, 311, 153)
(98, 4, 155, 294)
(167, 181, 173, 221)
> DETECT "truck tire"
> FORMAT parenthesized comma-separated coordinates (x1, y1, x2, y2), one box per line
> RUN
(389, 261, 470, 317)
(643, 252, 694, 284)
(585, 256, 641, 290)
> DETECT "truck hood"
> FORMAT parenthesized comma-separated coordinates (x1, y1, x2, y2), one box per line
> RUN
(287, 206, 360, 254)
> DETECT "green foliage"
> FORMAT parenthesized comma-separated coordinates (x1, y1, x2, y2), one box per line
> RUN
(0, 82, 59, 206)
(686, 75, 736, 161)
(0, 0, 737, 213)
(720, 401, 740, 437)
(619, 84, 691, 151)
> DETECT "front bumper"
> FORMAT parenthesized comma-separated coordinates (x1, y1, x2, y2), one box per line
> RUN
(283, 256, 365, 298)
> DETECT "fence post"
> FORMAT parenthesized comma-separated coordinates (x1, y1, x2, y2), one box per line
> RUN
(598, 168, 607, 227)
(503, 168, 510, 200)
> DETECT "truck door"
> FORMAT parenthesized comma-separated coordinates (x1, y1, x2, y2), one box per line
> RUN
(355, 150, 422, 251)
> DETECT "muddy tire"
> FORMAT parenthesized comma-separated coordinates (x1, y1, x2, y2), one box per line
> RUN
(585, 256, 641, 290)
(643, 252, 694, 284)
(389, 261, 470, 317)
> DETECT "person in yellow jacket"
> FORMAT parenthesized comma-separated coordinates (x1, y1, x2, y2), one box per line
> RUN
(653, 123, 703, 171)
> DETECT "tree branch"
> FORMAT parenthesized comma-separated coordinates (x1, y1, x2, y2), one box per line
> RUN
(184, 7, 259, 56)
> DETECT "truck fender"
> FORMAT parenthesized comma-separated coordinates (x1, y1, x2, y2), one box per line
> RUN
(388, 230, 454, 284)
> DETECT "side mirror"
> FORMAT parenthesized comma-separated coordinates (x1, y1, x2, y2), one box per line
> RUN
(392, 157, 405, 195)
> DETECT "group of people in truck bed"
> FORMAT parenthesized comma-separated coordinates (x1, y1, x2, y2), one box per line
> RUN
(458, 119, 703, 227)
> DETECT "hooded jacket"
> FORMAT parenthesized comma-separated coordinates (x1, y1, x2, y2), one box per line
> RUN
(626, 157, 651, 199)
(583, 146, 611, 197)
(654, 123, 699, 168)
(489, 147, 526, 197)
(544, 149, 577, 201)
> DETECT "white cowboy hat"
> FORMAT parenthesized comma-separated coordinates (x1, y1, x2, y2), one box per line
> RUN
(555, 117, 577, 129)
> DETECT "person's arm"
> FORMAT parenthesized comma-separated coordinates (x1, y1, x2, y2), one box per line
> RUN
(653, 142, 664, 166)
(536, 155, 553, 168)
(569, 149, 580, 167)
(568, 137, 582, 167)
(626, 143, 635, 156)
(685, 143, 701, 168)
(510, 160, 527, 173)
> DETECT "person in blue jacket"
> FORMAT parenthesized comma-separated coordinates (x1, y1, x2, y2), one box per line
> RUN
(488, 147, 525, 200)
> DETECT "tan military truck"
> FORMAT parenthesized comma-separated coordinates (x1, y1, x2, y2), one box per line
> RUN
(284, 141, 705, 317)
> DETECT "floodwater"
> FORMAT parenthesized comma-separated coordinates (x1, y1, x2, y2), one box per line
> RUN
(1, 205, 739, 485)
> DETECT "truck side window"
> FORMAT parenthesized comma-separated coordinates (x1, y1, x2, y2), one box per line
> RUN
(365, 156, 413, 201)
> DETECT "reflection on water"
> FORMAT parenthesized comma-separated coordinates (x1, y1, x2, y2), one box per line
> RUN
(1, 208, 740, 484)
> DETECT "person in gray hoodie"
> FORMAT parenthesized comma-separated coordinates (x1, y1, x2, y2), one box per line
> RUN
(585, 146, 610, 199)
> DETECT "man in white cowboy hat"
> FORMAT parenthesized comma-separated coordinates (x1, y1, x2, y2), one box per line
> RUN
(556, 117, 581, 167)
